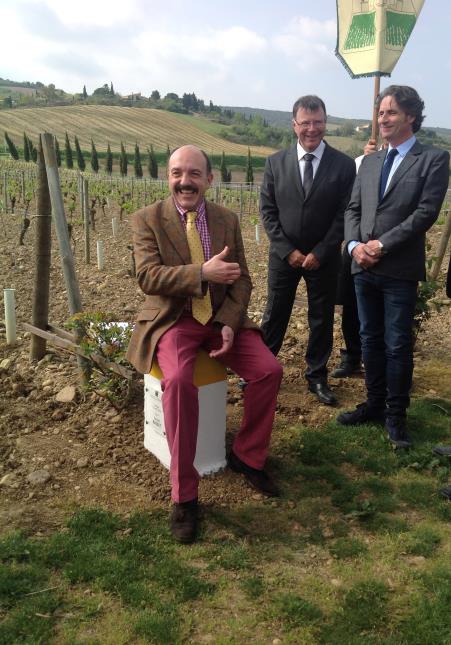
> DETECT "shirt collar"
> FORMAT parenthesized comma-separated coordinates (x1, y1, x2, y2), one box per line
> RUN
(387, 135, 416, 158)
(297, 139, 325, 162)
(173, 197, 207, 218)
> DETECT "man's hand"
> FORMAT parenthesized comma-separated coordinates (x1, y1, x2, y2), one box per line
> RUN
(202, 246, 241, 284)
(351, 242, 380, 269)
(209, 325, 234, 359)
(363, 239, 384, 259)
(364, 138, 378, 156)
(287, 249, 305, 268)
(302, 252, 320, 270)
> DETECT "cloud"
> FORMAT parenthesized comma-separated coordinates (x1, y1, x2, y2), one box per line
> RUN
(135, 26, 266, 64)
(43, 0, 139, 28)
(272, 15, 336, 70)
(41, 52, 105, 79)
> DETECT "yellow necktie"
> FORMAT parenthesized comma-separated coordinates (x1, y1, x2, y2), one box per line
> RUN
(186, 211, 212, 324)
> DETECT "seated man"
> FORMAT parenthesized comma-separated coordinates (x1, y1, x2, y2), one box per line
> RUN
(126, 145, 283, 543)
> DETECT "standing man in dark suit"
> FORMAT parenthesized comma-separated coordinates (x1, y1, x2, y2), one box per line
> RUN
(127, 145, 282, 543)
(338, 85, 450, 448)
(260, 95, 356, 405)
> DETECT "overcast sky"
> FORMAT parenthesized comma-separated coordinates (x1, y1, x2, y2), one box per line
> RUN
(1, 0, 450, 128)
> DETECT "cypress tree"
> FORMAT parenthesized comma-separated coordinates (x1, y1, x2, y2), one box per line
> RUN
(147, 144, 158, 179)
(120, 142, 128, 176)
(54, 136, 61, 166)
(245, 147, 254, 184)
(220, 151, 229, 183)
(134, 143, 143, 178)
(82, 85, 88, 99)
(28, 137, 37, 163)
(23, 132, 30, 162)
(110, 82, 115, 96)
(105, 142, 113, 174)
(166, 144, 171, 162)
(4, 132, 19, 160)
(65, 132, 73, 169)
(90, 139, 99, 173)
(74, 135, 85, 171)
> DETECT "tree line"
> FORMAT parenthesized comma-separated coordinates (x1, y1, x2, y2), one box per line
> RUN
(3, 131, 257, 182)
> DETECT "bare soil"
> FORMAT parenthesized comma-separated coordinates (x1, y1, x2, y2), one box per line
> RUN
(1, 207, 450, 535)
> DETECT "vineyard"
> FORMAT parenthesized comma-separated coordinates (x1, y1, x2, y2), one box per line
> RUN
(0, 105, 276, 156)
(0, 160, 262, 227)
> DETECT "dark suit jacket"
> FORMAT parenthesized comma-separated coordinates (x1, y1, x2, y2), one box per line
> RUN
(126, 197, 258, 374)
(345, 141, 450, 281)
(260, 142, 356, 265)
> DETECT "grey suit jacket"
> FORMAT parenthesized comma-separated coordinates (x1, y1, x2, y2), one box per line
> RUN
(260, 142, 356, 265)
(345, 141, 450, 281)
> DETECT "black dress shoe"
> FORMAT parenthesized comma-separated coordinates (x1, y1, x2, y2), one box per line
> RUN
(337, 402, 385, 426)
(308, 382, 337, 406)
(170, 499, 198, 544)
(331, 361, 362, 378)
(385, 417, 412, 449)
(228, 450, 280, 497)
(433, 446, 451, 457)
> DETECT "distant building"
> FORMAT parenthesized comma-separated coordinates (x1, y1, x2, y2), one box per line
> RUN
(120, 93, 142, 102)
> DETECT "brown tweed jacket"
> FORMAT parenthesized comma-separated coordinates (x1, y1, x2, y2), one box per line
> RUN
(126, 197, 259, 374)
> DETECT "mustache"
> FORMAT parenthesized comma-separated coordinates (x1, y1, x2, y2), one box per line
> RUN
(175, 183, 198, 193)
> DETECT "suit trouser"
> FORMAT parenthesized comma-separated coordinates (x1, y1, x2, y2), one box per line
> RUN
(156, 315, 283, 503)
(261, 253, 339, 383)
(353, 271, 417, 419)
(336, 249, 361, 361)
(338, 256, 362, 361)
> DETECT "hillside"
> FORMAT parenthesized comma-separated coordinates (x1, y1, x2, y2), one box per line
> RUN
(224, 105, 451, 142)
(222, 106, 371, 130)
(0, 105, 276, 157)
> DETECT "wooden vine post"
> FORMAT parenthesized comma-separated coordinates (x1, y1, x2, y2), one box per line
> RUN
(30, 137, 52, 361)
(40, 132, 91, 384)
(430, 208, 451, 281)
(83, 177, 90, 264)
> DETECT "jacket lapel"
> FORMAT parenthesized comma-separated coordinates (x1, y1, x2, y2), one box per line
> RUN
(288, 144, 304, 200)
(306, 142, 332, 200)
(206, 202, 226, 257)
(383, 141, 422, 199)
(369, 149, 386, 207)
(160, 197, 191, 264)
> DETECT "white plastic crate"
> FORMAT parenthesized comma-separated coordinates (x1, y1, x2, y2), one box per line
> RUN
(144, 351, 227, 475)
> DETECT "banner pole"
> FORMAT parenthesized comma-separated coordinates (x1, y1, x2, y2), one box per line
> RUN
(371, 75, 381, 142)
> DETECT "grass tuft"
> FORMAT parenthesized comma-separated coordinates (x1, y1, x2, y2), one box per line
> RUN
(329, 537, 368, 559)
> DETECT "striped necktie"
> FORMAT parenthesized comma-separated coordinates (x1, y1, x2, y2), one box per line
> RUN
(186, 211, 212, 325)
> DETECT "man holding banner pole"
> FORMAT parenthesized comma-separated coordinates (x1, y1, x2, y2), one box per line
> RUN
(337, 85, 449, 447)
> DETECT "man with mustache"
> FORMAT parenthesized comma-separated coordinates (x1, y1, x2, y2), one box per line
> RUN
(127, 145, 283, 543)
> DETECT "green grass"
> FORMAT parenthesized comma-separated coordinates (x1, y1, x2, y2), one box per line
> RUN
(0, 398, 450, 643)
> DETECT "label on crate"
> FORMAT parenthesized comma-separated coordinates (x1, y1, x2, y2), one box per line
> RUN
(147, 388, 166, 437)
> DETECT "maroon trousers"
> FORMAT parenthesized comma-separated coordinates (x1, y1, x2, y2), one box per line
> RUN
(156, 316, 283, 502)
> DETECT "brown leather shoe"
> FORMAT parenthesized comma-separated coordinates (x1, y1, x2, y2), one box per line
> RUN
(170, 499, 198, 544)
(228, 451, 280, 497)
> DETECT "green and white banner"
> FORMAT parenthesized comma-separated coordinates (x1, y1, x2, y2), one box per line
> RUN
(335, 0, 425, 78)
